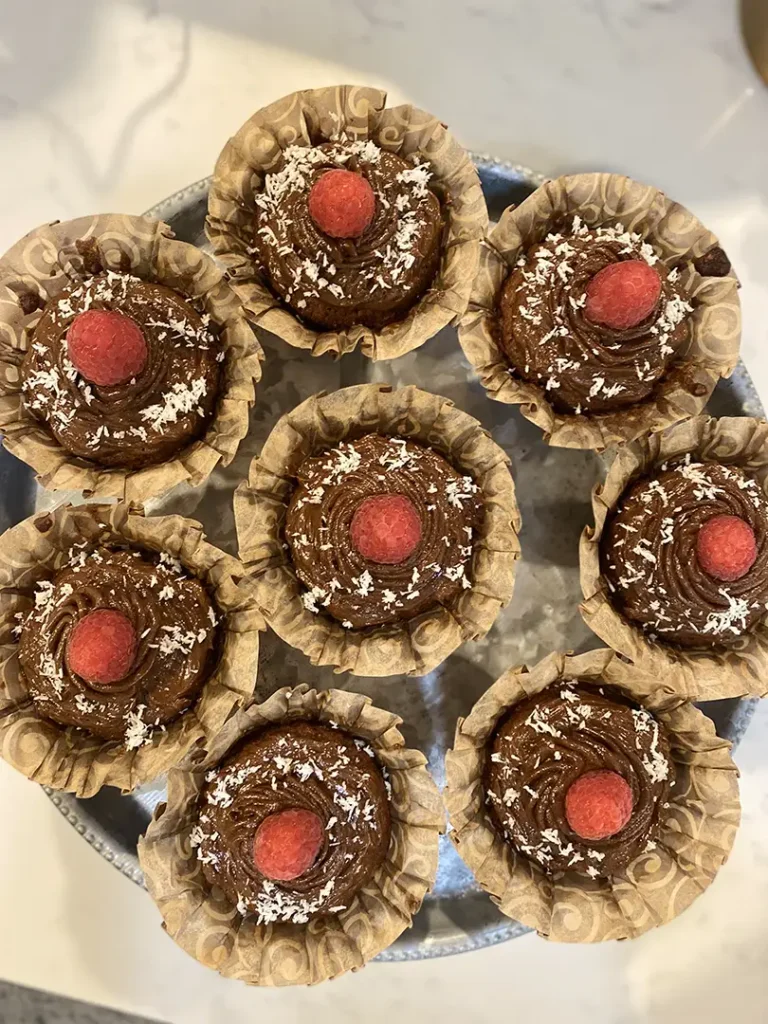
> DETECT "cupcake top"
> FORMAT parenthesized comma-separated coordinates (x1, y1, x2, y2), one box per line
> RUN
(252, 138, 444, 331)
(485, 681, 673, 877)
(193, 721, 391, 923)
(21, 270, 223, 468)
(496, 215, 695, 415)
(601, 457, 768, 648)
(284, 433, 483, 629)
(16, 545, 219, 746)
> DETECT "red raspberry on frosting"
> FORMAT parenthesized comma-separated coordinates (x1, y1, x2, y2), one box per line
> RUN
(252, 808, 324, 882)
(308, 169, 376, 239)
(565, 770, 633, 841)
(66, 608, 138, 686)
(584, 259, 662, 331)
(350, 493, 422, 565)
(67, 309, 148, 387)
(696, 514, 757, 582)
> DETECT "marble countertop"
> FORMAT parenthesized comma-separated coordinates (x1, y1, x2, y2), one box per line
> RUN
(1, 1, 768, 1022)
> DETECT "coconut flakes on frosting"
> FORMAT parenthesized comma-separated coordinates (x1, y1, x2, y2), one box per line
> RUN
(509, 216, 693, 404)
(253, 136, 434, 300)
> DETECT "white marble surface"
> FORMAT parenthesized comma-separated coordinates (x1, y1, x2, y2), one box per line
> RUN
(1, 1, 768, 1022)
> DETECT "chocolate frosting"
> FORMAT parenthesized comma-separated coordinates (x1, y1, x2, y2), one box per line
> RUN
(602, 459, 768, 648)
(252, 139, 443, 331)
(496, 217, 692, 414)
(195, 722, 391, 923)
(21, 272, 221, 468)
(17, 547, 219, 744)
(285, 434, 483, 628)
(485, 682, 673, 877)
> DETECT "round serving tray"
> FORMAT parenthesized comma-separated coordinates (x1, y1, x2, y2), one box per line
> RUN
(1, 158, 758, 961)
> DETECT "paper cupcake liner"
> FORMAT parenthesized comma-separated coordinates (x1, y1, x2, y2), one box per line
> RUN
(233, 382, 521, 677)
(0, 502, 262, 796)
(138, 684, 443, 986)
(580, 414, 768, 699)
(206, 85, 487, 361)
(444, 648, 740, 942)
(0, 214, 263, 503)
(458, 173, 741, 451)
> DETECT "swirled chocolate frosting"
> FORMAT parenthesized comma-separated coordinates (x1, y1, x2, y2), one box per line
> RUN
(485, 682, 673, 877)
(252, 138, 444, 330)
(602, 459, 768, 648)
(21, 272, 221, 468)
(194, 722, 391, 923)
(496, 216, 693, 414)
(17, 546, 219, 745)
(285, 434, 483, 629)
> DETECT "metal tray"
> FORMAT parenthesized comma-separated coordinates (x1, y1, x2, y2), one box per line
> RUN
(1, 158, 759, 961)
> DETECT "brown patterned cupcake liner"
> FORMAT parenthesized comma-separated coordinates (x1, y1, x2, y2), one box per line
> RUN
(138, 684, 443, 986)
(0, 502, 262, 796)
(444, 648, 740, 942)
(233, 382, 521, 677)
(206, 85, 488, 360)
(0, 214, 263, 503)
(458, 172, 741, 451)
(581, 414, 768, 700)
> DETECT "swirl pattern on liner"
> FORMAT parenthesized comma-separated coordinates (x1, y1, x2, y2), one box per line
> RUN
(21, 272, 221, 468)
(17, 547, 219, 746)
(194, 722, 391, 923)
(485, 683, 673, 877)
(285, 434, 483, 628)
(496, 216, 692, 414)
(601, 459, 768, 648)
(252, 140, 444, 331)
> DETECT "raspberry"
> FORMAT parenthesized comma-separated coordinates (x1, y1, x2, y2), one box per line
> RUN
(565, 770, 633, 841)
(308, 169, 376, 239)
(584, 260, 662, 330)
(67, 309, 148, 387)
(696, 514, 757, 582)
(66, 609, 138, 685)
(350, 493, 422, 565)
(252, 808, 324, 881)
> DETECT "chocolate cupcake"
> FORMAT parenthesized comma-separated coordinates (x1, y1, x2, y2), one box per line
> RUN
(581, 415, 768, 699)
(250, 140, 443, 332)
(207, 85, 487, 360)
(0, 503, 262, 796)
(459, 173, 740, 451)
(496, 218, 692, 415)
(0, 214, 262, 501)
(234, 384, 520, 677)
(138, 685, 443, 986)
(601, 460, 768, 648)
(17, 547, 218, 745)
(22, 272, 221, 468)
(445, 649, 740, 942)
(485, 682, 672, 879)
(194, 722, 390, 923)
(285, 434, 482, 629)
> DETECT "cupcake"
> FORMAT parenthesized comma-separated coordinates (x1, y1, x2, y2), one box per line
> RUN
(459, 173, 740, 451)
(0, 503, 262, 796)
(485, 683, 671, 878)
(445, 649, 740, 942)
(207, 85, 487, 360)
(0, 214, 262, 502)
(18, 546, 218, 743)
(285, 433, 482, 629)
(138, 685, 443, 986)
(195, 721, 390, 922)
(581, 415, 768, 699)
(234, 383, 520, 677)
(602, 461, 768, 647)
